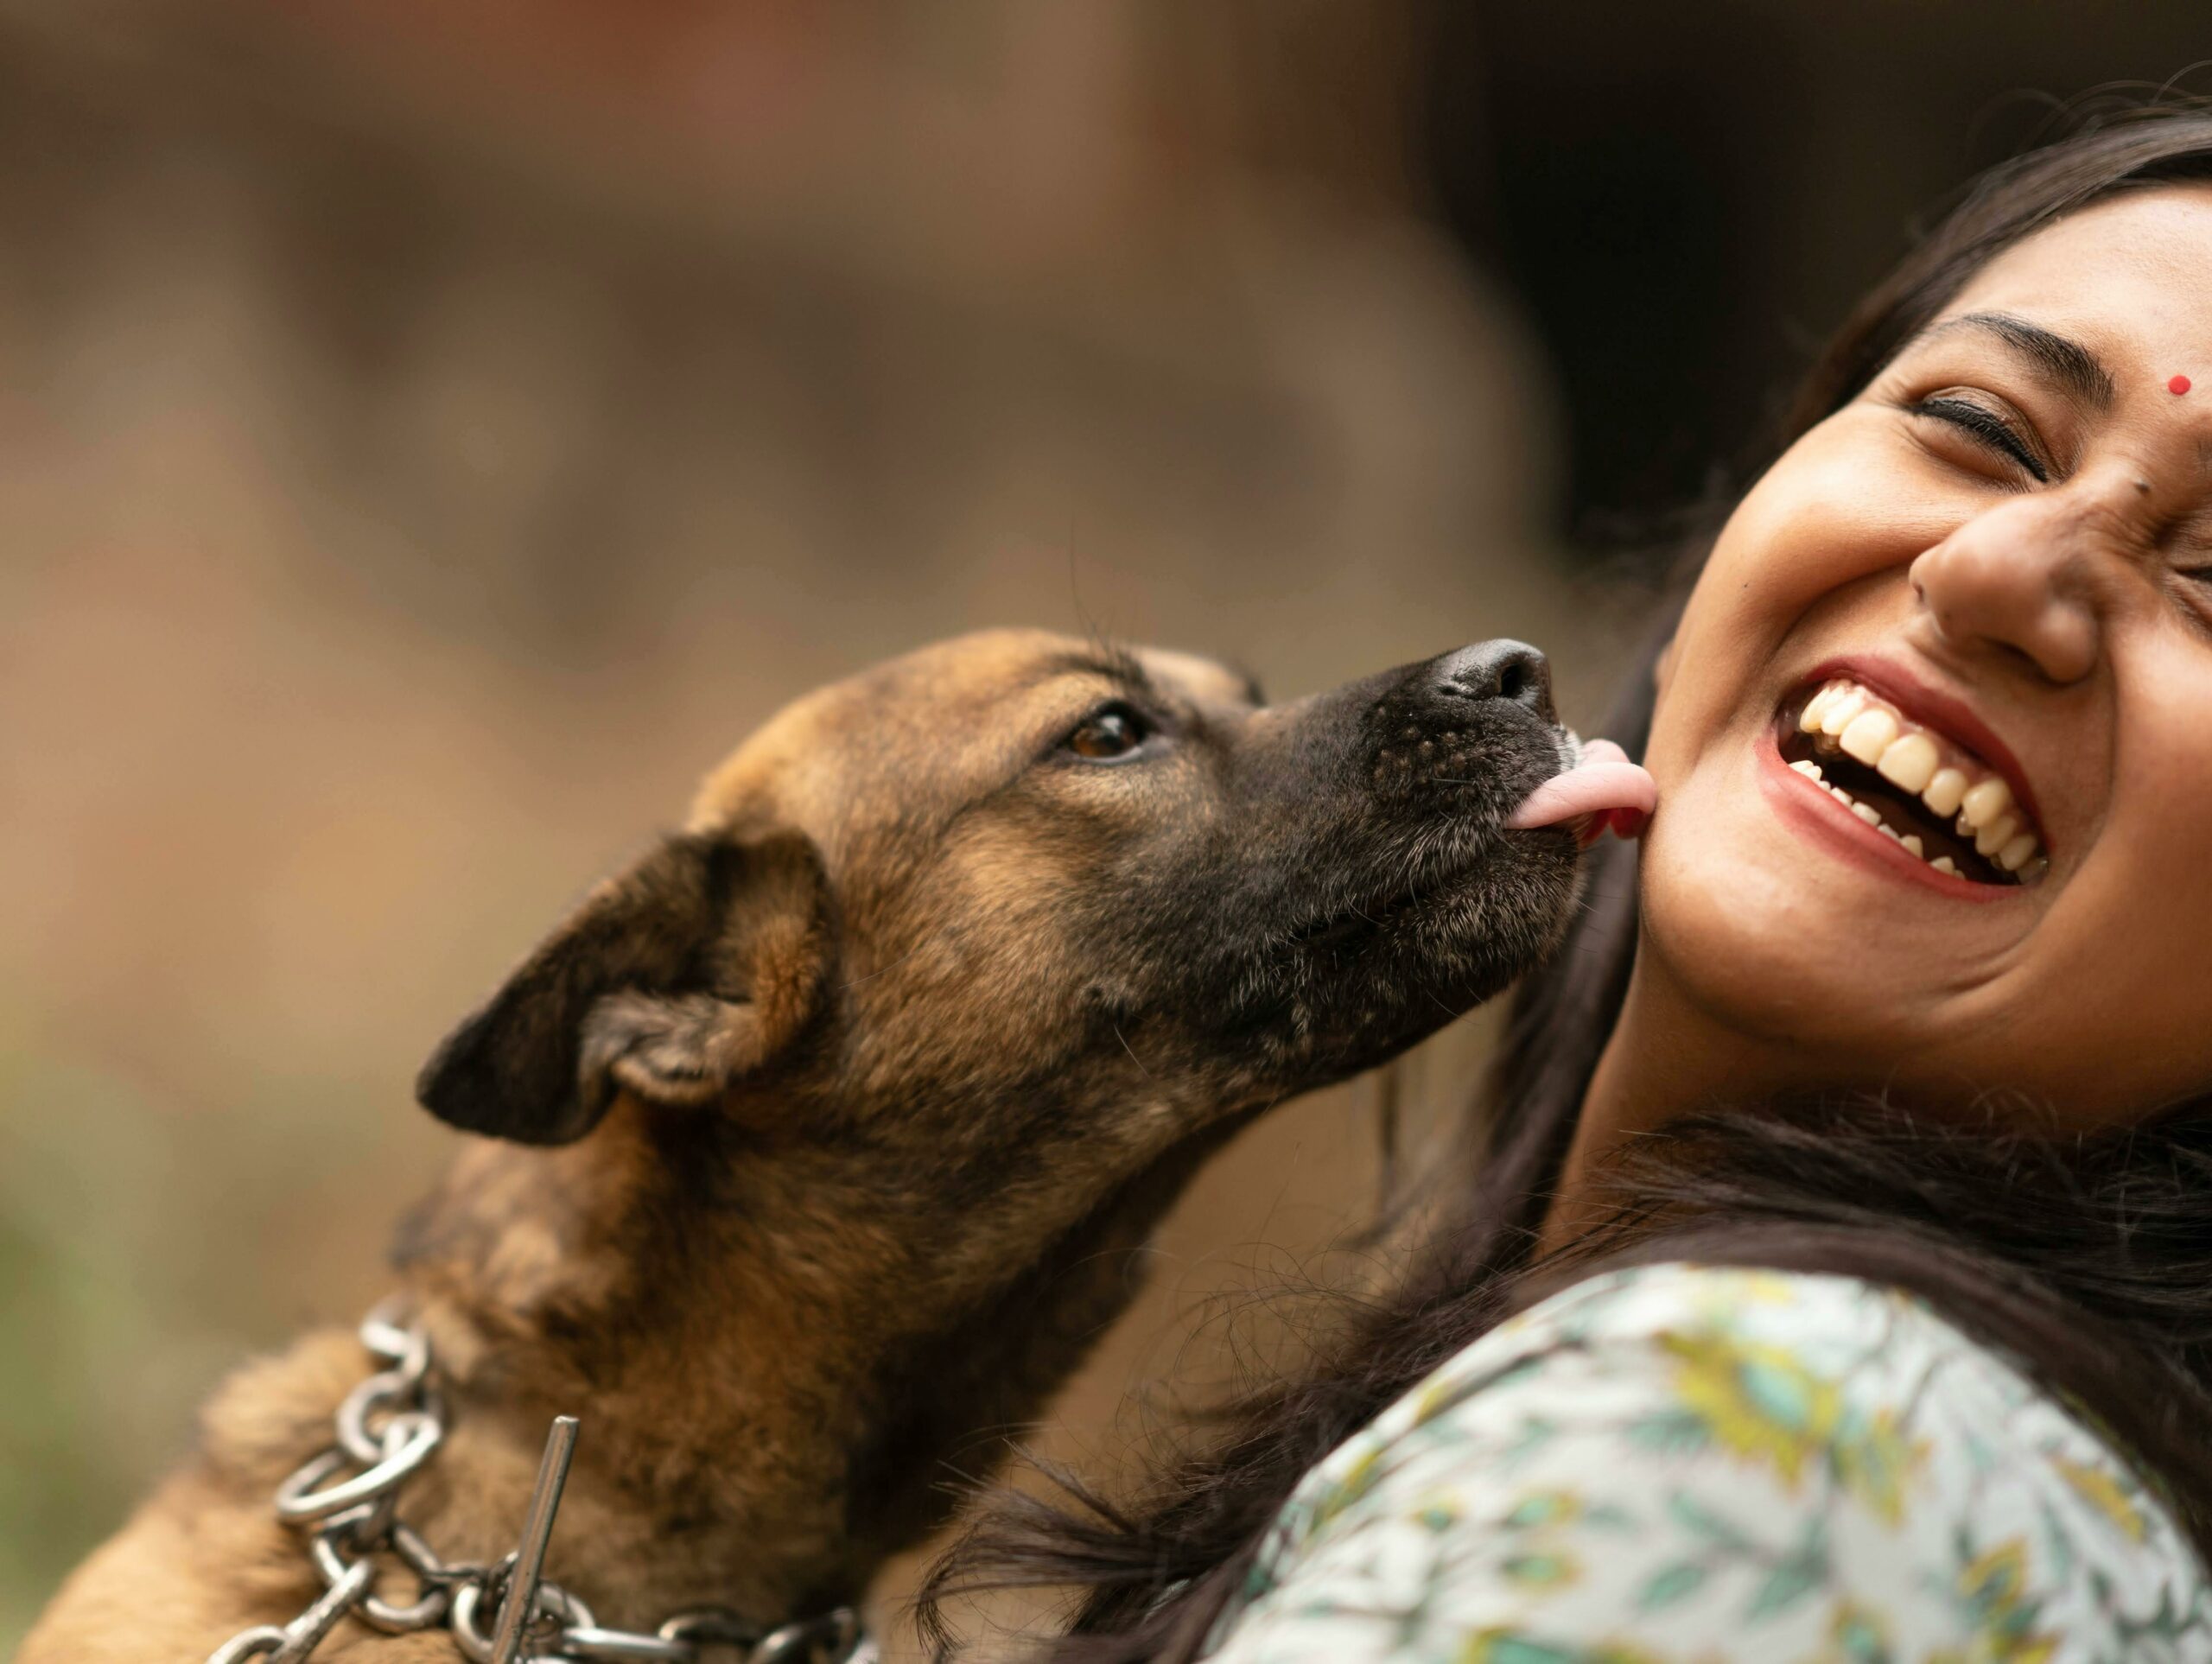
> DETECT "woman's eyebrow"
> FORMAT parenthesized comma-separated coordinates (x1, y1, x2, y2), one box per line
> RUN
(1912, 311, 2115, 412)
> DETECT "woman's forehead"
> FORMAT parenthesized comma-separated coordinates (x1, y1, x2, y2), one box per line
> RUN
(1940, 182, 2212, 333)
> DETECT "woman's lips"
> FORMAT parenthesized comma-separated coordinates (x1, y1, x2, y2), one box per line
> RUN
(1793, 673, 2046, 876)
(1510, 739, 1658, 842)
(1759, 728, 2011, 902)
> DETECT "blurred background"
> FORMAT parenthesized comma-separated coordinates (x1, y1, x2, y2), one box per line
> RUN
(6, 3, 2210, 1654)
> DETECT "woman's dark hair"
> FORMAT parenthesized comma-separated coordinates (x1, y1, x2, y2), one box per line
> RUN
(920, 106, 2212, 1661)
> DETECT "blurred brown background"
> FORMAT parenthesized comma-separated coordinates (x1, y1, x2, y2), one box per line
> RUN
(4, 3, 2208, 1654)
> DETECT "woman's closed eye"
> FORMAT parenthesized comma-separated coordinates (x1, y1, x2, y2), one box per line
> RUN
(1908, 392, 2051, 483)
(2174, 565, 2212, 635)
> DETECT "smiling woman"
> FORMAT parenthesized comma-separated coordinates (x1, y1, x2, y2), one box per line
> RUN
(1619, 179, 2212, 1136)
(924, 105, 2212, 1664)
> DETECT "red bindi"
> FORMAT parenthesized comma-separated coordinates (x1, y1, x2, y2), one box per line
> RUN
(2171, 374, 2193, 395)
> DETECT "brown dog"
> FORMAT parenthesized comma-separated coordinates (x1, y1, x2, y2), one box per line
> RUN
(22, 628, 1590, 1662)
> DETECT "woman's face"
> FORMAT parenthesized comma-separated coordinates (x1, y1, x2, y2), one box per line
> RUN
(1643, 184, 2212, 1121)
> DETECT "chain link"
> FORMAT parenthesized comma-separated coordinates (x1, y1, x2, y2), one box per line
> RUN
(205, 1305, 873, 1664)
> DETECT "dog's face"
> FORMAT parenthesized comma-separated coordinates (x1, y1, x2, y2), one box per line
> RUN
(418, 628, 1582, 1175)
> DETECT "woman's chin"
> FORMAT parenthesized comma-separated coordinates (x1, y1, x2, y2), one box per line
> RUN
(1637, 782, 1976, 1061)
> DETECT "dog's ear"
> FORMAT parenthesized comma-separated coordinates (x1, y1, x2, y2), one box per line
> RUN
(416, 830, 830, 1145)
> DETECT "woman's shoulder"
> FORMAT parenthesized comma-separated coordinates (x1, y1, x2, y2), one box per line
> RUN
(1214, 1261, 2210, 1662)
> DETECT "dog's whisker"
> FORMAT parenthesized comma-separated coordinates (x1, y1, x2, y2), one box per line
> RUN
(840, 941, 930, 990)
(1114, 1023, 1154, 1079)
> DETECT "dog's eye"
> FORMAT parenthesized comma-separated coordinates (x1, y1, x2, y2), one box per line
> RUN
(1064, 702, 1152, 761)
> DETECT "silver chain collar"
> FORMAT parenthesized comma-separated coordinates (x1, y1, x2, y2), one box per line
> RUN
(206, 1305, 874, 1664)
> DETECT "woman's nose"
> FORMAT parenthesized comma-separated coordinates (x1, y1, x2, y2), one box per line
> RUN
(1907, 493, 2105, 685)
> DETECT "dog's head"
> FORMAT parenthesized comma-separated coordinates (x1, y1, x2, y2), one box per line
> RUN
(417, 629, 1590, 1164)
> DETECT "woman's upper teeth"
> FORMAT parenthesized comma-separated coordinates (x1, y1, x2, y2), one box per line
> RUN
(1796, 678, 2044, 876)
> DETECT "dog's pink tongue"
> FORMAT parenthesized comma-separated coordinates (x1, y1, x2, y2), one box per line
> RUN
(1508, 740, 1658, 836)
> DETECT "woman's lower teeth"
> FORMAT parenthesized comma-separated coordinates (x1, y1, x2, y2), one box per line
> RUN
(1786, 757, 2045, 882)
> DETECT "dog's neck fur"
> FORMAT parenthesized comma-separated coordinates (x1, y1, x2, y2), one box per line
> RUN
(385, 1090, 1230, 1631)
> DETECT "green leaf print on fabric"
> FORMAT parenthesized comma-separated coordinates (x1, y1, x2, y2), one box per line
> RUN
(1656, 1324, 1926, 1525)
(1196, 1265, 2209, 1664)
(1744, 1514, 1829, 1623)
(1746, 1547, 1826, 1622)
(1817, 1601, 1897, 1664)
(1625, 1406, 1710, 1458)
(1663, 1489, 1754, 1552)
(1459, 1634, 1668, 1664)
(1502, 1491, 1579, 1531)
(1500, 1552, 1579, 1590)
(1948, 1538, 2058, 1662)
(1633, 1561, 1707, 1612)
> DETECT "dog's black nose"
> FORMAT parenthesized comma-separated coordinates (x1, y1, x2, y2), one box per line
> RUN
(1433, 639, 1556, 724)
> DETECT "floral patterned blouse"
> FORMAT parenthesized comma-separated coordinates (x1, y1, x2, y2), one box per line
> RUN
(1200, 1263, 2209, 1663)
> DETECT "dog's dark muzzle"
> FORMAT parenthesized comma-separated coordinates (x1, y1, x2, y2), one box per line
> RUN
(1225, 638, 1567, 836)
(1097, 636, 1584, 1086)
(1163, 636, 1580, 1077)
(1365, 638, 1559, 803)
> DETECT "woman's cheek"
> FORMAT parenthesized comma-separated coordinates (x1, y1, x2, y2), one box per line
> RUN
(1729, 422, 1937, 605)
(1649, 454, 1855, 765)
(1661, 422, 1950, 760)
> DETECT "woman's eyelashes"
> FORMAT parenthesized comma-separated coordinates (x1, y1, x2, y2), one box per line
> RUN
(1909, 394, 2051, 483)
(2175, 566, 2212, 624)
